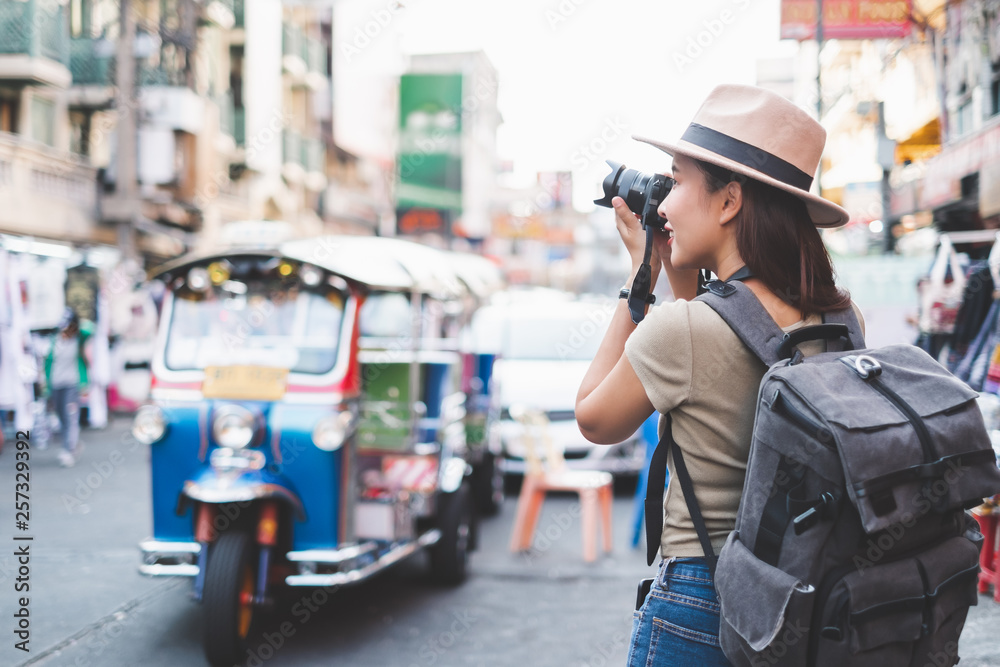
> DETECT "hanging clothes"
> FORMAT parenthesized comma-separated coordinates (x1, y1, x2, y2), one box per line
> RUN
(945, 261, 995, 371)
(954, 299, 1000, 391)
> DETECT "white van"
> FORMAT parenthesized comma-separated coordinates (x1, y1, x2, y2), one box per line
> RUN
(471, 290, 645, 477)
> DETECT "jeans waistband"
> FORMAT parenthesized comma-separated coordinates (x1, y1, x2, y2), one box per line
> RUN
(658, 557, 714, 585)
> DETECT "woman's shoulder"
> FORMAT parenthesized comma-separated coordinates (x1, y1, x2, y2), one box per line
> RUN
(636, 299, 741, 344)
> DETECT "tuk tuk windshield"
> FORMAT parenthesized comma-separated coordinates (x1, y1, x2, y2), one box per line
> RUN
(164, 285, 345, 374)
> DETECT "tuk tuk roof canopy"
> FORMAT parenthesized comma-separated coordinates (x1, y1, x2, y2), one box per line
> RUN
(149, 235, 504, 299)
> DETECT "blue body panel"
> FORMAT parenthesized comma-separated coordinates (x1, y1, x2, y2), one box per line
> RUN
(150, 400, 343, 551)
(419, 362, 451, 443)
(150, 404, 207, 541)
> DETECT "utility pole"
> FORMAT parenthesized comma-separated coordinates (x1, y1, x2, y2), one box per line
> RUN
(115, 0, 138, 261)
(877, 101, 895, 254)
(815, 0, 824, 197)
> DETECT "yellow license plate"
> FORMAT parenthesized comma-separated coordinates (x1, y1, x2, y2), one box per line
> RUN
(202, 366, 289, 401)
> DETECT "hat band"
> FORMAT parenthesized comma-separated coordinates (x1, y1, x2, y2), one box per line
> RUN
(680, 123, 813, 191)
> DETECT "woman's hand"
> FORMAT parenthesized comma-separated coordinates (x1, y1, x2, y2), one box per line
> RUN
(612, 197, 662, 278)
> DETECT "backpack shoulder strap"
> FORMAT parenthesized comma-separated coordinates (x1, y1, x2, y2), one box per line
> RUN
(695, 280, 786, 367)
(696, 281, 867, 365)
(821, 306, 866, 349)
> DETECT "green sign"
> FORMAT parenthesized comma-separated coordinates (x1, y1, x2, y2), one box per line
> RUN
(397, 73, 463, 213)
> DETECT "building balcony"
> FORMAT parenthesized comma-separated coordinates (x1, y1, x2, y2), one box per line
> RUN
(0, 0, 71, 87)
(0, 131, 99, 241)
(234, 0, 244, 28)
(282, 23, 307, 78)
(283, 129, 302, 165)
(218, 93, 235, 139)
(69, 42, 198, 110)
(234, 106, 245, 146)
(282, 129, 304, 182)
(302, 137, 326, 191)
(69, 38, 113, 86)
(201, 0, 235, 30)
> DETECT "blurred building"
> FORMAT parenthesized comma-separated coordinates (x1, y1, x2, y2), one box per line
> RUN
(773, 0, 941, 255)
(0, 0, 393, 268)
(914, 0, 1000, 237)
(486, 171, 584, 291)
(764, 0, 1000, 255)
(0, 0, 101, 248)
(396, 51, 501, 248)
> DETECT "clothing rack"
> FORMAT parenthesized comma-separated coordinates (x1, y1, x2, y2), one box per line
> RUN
(938, 230, 1000, 287)
(938, 230, 1000, 244)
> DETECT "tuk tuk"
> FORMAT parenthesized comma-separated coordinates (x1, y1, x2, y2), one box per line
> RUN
(132, 231, 504, 665)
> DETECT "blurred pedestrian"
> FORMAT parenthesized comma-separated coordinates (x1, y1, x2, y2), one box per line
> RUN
(44, 308, 92, 467)
(575, 84, 863, 666)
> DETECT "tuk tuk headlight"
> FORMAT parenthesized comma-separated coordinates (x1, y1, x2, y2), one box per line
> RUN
(212, 405, 256, 449)
(312, 412, 355, 452)
(132, 405, 166, 445)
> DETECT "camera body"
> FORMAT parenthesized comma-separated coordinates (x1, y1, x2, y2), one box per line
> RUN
(594, 160, 673, 230)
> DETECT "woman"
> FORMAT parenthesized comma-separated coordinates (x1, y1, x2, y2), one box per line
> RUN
(575, 84, 861, 666)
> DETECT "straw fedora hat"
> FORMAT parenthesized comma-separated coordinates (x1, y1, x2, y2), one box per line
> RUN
(633, 84, 849, 228)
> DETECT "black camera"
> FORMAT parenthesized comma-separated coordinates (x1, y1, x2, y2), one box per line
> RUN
(593, 160, 673, 230)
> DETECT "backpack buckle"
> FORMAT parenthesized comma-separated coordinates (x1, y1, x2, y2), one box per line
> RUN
(853, 355, 882, 379)
(841, 354, 882, 379)
(704, 280, 737, 297)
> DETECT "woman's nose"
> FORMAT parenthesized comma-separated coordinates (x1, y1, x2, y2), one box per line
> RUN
(656, 196, 669, 220)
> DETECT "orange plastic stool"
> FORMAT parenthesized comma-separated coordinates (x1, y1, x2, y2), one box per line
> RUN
(507, 407, 614, 563)
(972, 500, 1000, 602)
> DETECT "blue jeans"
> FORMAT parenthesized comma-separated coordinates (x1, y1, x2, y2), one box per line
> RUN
(51, 386, 81, 452)
(627, 557, 731, 667)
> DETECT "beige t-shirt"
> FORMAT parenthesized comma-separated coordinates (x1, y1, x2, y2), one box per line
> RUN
(625, 298, 864, 559)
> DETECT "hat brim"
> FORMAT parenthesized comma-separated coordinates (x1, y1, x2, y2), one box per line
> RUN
(633, 135, 850, 228)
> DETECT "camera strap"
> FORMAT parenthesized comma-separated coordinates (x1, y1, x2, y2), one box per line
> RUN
(627, 226, 656, 324)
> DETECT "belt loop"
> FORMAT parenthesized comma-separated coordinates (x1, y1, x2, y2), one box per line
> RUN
(657, 557, 675, 587)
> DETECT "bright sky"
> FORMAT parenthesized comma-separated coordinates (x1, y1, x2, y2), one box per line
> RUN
(333, 0, 799, 210)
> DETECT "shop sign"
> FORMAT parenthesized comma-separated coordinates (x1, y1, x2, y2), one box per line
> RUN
(780, 0, 912, 40)
(921, 120, 1000, 210)
(890, 178, 919, 218)
(396, 208, 449, 236)
(397, 74, 463, 213)
(65, 264, 100, 323)
(981, 162, 1000, 219)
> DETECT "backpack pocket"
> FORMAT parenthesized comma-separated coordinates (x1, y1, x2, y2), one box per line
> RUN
(812, 534, 980, 667)
(715, 532, 815, 667)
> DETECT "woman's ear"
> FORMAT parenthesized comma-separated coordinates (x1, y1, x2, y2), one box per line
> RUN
(719, 181, 743, 225)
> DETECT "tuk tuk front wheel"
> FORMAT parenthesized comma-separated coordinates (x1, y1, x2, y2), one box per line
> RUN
(474, 451, 504, 517)
(203, 531, 258, 666)
(429, 482, 473, 586)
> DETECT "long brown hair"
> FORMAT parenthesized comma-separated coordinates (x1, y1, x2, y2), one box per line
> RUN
(696, 160, 850, 314)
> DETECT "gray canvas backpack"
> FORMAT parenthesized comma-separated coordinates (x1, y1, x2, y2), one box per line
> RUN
(648, 278, 1000, 667)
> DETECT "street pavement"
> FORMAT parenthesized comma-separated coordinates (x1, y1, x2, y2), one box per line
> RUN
(0, 412, 999, 667)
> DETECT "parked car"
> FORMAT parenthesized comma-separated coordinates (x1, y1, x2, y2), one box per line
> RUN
(470, 290, 646, 480)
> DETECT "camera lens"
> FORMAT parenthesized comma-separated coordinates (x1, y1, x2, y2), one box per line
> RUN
(594, 160, 672, 230)
(617, 169, 656, 215)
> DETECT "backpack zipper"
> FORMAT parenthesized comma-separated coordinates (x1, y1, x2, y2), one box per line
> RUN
(864, 376, 935, 464)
